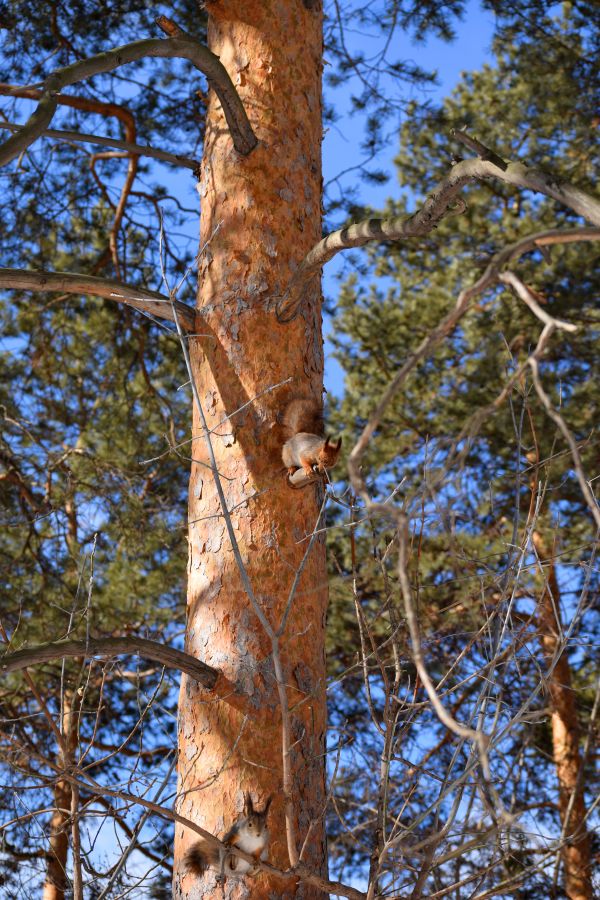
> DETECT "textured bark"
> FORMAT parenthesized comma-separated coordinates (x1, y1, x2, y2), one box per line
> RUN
(173, 3, 328, 898)
(533, 532, 592, 900)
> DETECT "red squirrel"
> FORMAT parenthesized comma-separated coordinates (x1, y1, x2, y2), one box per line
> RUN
(281, 397, 342, 478)
(184, 793, 272, 879)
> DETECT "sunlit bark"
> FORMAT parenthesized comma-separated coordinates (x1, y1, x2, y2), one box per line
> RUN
(173, 2, 328, 897)
(533, 531, 592, 900)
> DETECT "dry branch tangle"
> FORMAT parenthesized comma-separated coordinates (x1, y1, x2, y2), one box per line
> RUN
(338, 222, 600, 868)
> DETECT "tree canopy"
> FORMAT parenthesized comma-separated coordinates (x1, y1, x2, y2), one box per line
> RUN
(0, 2, 598, 898)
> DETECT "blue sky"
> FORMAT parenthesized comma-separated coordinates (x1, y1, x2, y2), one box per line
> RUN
(322, 1, 497, 393)
(322, 1, 496, 212)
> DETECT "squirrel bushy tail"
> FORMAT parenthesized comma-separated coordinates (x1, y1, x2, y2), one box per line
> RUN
(281, 396, 341, 479)
(184, 841, 219, 876)
(282, 396, 324, 437)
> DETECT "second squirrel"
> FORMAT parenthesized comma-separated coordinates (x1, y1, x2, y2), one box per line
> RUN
(281, 397, 342, 479)
(184, 793, 272, 880)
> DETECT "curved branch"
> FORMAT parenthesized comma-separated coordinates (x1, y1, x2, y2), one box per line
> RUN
(0, 80, 137, 134)
(0, 268, 195, 331)
(0, 636, 217, 686)
(92, 147, 138, 278)
(451, 130, 600, 224)
(276, 149, 600, 322)
(0, 36, 257, 167)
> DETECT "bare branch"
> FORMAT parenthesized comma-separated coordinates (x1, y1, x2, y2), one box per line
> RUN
(528, 358, 600, 531)
(0, 268, 195, 331)
(396, 518, 490, 765)
(276, 143, 600, 321)
(499, 270, 578, 332)
(0, 636, 218, 687)
(0, 120, 198, 168)
(95, 755, 177, 900)
(0, 35, 257, 167)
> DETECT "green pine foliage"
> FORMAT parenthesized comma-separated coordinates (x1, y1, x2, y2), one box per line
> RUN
(325, 6, 599, 891)
(1, 0, 599, 895)
(0, 2, 205, 890)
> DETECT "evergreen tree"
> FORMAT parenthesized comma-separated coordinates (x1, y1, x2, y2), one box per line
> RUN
(0, 2, 203, 895)
(1, 1, 598, 898)
(329, 7, 599, 896)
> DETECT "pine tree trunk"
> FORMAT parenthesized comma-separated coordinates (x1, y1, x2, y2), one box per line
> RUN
(533, 531, 592, 900)
(173, 2, 328, 897)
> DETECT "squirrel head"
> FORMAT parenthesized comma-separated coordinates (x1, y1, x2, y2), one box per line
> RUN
(319, 435, 342, 469)
(242, 793, 273, 835)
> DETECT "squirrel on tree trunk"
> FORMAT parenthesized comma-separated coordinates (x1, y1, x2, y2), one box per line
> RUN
(184, 793, 272, 880)
(281, 397, 342, 479)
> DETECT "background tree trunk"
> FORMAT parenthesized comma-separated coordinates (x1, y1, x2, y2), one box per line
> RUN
(42, 692, 78, 900)
(533, 531, 592, 900)
(43, 491, 81, 900)
(173, 2, 328, 897)
(42, 778, 71, 900)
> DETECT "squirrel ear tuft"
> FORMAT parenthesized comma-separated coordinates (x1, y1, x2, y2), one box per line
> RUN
(335, 437, 342, 450)
(263, 795, 273, 816)
(243, 792, 254, 816)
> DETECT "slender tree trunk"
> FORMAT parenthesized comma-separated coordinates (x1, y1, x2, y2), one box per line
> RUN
(42, 780, 71, 900)
(42, 692, 78, 900)
(533, 531, 592, 900)
(43, 493, 82, 900)
(173, 2, 328, 898)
